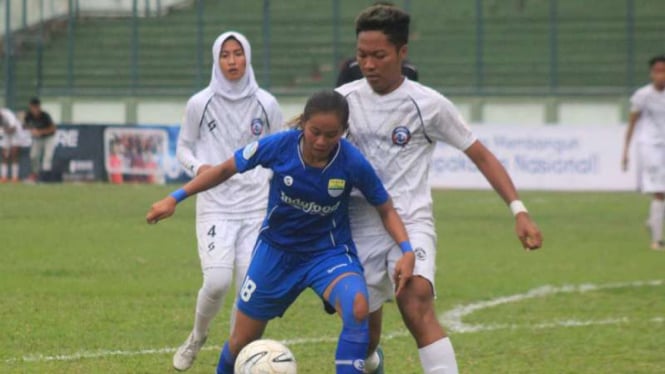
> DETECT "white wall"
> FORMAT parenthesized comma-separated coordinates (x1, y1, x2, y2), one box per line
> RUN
(136, 101, 185, 125)
(38, 97, 630, 127)
(72, 101, 125, 124)
(483, 102, 545, 125)
(558, 101, 622, 125)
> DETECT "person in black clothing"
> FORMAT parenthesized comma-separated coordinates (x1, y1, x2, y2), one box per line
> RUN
(23, 97, 57, 181)
(336, 57, 418, 87)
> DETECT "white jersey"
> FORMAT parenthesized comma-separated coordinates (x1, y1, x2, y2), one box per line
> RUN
(177, 87, 283, 219)
(631, 84, 665, 145)
(336, 78, 476, 233)
(0, 108, 31, 148)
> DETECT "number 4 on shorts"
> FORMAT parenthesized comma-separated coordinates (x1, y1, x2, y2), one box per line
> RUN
(240, 276, 257, 302)
(207, 225, 216, 237)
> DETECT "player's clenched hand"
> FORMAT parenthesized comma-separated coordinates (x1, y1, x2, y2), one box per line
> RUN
(146, 197, 177, 224)
(393, 251, 415, 297)
(515, 213, 542, 251)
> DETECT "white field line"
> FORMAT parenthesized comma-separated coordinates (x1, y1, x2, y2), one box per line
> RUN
(440, 279, 664, 333)
(5, 280, 663, 364)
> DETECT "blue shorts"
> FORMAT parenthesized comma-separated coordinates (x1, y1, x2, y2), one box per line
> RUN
(236, 240, 364, 320)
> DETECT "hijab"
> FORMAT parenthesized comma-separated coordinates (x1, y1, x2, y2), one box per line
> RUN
(209, 31, 259, 101)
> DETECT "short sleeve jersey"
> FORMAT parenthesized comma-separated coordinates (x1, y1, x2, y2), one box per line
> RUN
(336, 78, 476, 232)
(234, 130, 389, 252)
(630, 84, 665, 145)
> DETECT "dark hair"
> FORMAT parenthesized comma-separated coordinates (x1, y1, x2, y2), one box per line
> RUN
(649, 55, 665, 68)
(29, 97, 41, 105)
(355, 4, 410, 48)
(295, 90, 349, 131)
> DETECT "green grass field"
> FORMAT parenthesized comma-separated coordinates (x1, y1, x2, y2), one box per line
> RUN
(1, 184, 664, 373)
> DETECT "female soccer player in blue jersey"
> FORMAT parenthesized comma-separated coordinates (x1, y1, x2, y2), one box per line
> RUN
(146, 90, 415, 374)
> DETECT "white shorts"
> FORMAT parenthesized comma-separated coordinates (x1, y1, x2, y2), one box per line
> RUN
(0, 131, 31, 149)
(195, 216, 263, 271)
(639, 143, 665, 193)
(355, 226, 437, 313)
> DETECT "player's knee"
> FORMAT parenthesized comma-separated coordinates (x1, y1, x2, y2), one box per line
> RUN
(396, 276, 433, 309)
(352, 292, 369, 322)
(202, 268, 233, 299)
(330, 274, 369, 327)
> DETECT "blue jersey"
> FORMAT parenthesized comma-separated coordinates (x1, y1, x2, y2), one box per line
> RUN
(234, 129, 389, 253)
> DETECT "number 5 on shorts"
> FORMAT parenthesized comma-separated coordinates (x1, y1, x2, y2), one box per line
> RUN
(240, 276, 257, 302)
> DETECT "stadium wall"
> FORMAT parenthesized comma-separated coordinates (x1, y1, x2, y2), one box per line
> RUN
(32, 119, 636, 191)
(30, 96, 630, 126)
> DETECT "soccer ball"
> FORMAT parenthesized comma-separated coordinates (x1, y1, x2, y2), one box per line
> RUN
(234, 339, 297, 374)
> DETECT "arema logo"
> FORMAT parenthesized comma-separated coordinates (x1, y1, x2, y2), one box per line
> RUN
(392, 126, 411, 146)
(250, 118, 264, 136)
(327, 178, 346, 197)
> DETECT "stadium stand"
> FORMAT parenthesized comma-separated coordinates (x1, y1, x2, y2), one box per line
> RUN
(2, 0, 664, 105)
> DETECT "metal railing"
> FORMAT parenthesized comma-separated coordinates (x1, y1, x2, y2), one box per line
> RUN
(2, 0, 664, 109)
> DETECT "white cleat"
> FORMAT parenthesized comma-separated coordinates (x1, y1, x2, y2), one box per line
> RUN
(173, 331, 208, 371)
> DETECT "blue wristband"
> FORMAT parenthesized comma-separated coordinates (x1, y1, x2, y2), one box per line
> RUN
(170, 188, 188, 203)
(399, 241, 413, 254)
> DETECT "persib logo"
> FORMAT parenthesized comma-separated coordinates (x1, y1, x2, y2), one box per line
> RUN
(392, 126, 411, 146)
(327, 178, 346, 198)
(250, 118, 264, 136)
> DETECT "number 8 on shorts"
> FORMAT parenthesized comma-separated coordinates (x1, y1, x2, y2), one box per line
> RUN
(240, 276, 257, 302)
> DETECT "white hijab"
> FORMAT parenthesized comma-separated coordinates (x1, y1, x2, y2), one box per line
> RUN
(209, 31, 259, 101)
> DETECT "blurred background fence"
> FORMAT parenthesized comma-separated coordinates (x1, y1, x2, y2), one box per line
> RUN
(1, 0, 664, 110)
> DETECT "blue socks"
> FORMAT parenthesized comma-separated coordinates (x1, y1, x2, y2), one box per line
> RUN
(216, 341, 235, 374)
(335, 323, 370, 373)
(329, 274, 370, 373)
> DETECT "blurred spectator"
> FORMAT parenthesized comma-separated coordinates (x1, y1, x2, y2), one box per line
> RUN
(23, 97, 57, 181)
(0, 108, 32, 182)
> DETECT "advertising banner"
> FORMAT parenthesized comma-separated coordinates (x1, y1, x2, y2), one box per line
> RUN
(431, 124, 638, 191)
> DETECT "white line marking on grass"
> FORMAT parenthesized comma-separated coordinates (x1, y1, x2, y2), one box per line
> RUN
(5, 280, 662, 364)
(440, 279, 664, 333)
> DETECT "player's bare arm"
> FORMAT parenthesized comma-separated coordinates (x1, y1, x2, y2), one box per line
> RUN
(464, 140, 543, 251)
(374, 198, 415, 296)
(622, 111, 641, 171)
(146, 157, 238, 224)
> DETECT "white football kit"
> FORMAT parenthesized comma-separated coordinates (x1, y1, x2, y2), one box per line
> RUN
(177, 87, 282, 271)
(631, 84, 665, 193)
(337, 78, 476, 312)
(0, 109, 31, 149)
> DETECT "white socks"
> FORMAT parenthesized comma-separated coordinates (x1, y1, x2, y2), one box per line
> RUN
(418, 337, 459, 374)
(649, 199, 665, 244)
(364, 350, 381, 372)
(192, 268, 232, 340)
(1, 163, 19, 180)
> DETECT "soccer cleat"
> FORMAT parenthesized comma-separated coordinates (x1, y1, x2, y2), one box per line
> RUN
(650, 241, 665, 251)
(173, 331, 208, 371)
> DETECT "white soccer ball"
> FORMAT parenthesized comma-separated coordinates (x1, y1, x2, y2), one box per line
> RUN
(234, 339, 297, 374)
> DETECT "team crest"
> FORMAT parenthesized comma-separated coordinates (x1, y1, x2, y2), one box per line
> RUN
(392, 126, 411, 146)
(327, 178, 346, 198)
(414, 247, 426, 261)
(250, 118, 264, 136)
(284, 175, 294, 186)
